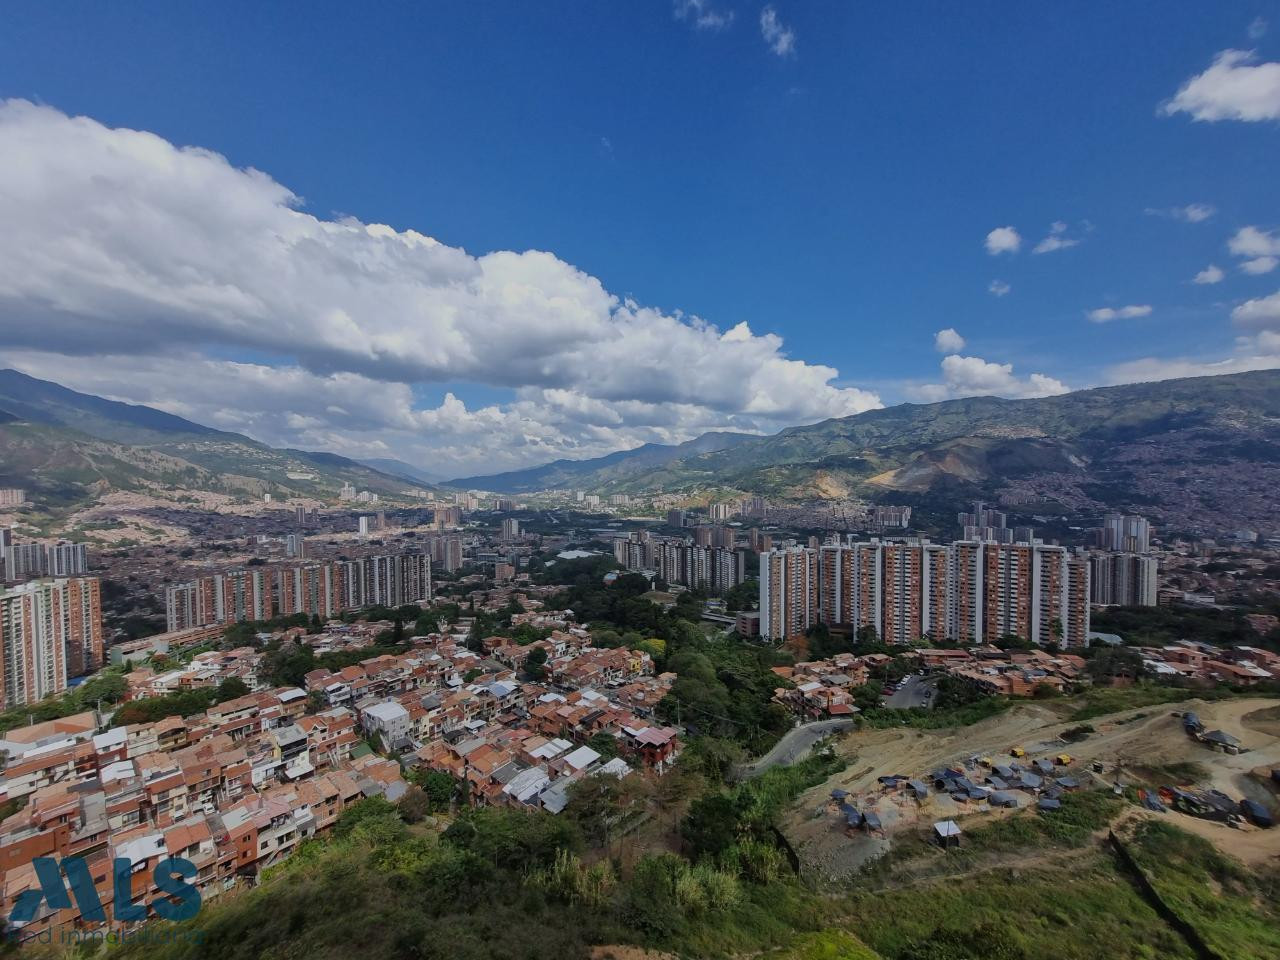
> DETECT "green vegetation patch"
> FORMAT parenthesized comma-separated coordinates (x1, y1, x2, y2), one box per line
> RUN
(1125, 820, 1280, 960)
(843, 860, 1196, 960)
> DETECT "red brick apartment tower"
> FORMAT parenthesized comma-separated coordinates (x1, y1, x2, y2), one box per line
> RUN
(852, 542, 880, 636)
(759, 546, 818, 641)
(948, 541, 984, 644)
(880, 542, 924, 645)
(1064, 554, 1091, 645)
(818, 542, 882, 635)
(983, 543, 1034, 643)
(921, 544, 949, 642)
(818, 544, 845, 626)
(63, 576, 103, 676)
(0, 579, 98, 708)
(1027, 546, 1091, 646)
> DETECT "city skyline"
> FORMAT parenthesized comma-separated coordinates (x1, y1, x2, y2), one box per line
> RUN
(0, 4, 1278, 477)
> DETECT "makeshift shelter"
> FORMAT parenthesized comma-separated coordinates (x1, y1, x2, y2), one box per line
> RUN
(1240, 798, 1273, 828)
(1200, 730, 1241, 754)
(933, 820, 962, 849)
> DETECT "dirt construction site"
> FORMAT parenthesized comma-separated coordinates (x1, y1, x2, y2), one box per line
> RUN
(783, 695, 1280, 881)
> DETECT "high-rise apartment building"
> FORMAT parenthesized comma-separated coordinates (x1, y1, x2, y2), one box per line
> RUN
(614, 533, 746, 594)
(165, 553, 432, 630)
(434, 506, 463, 530)
(1089, 552, 1158, 606)
(3, 540, 88, 580)
(708, 501, 734, 522)
(0, 489, 26, 508)
(957, 501, 1033, 545)
(501, 518, 521, 540)
(760, 545, 820, 640)
(0, 577, 103, 708)
(763, 538, 1089, 645)
(1099, 514, 1152, 554)
(430, 536, 464, 573)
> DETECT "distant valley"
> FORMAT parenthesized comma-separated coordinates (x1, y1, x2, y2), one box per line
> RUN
(459, 370, 1280, 535)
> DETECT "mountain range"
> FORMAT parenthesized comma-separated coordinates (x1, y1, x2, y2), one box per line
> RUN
(448, 430, 756, 492)
(458, 370, 1280, 534)
(0, 368, 429, 511)
(3, 367, 1279, 536)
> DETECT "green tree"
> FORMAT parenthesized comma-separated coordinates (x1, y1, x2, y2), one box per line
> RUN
(523, 647, 549, 681)
(216, 677, 251, 702)
(586, 730, 620, 759)
(397, 785, 431, 824)
(417, 770, 457, 810)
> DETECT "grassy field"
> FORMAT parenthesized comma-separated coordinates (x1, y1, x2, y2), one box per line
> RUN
(843, 859, 1194, 960)
(825, 791, 1279, 960)
(1125, 820, 1280, 960)
(1066, 682, 1226, 721)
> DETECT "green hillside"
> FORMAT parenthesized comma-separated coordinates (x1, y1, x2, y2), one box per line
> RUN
(0, 369, 432, 511)
(450, 430, 756, 493)
(540, 369, 1280, 532)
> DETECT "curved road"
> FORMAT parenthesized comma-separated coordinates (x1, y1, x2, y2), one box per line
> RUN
(735, 718, 856, 781)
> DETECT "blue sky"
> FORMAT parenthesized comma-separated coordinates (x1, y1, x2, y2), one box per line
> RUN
(0, 2, 1278, 476)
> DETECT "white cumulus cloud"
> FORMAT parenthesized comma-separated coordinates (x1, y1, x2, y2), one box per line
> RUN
(984, 226, 1021, 255)
(1162, 49, 1280, 122)
(1229, 225, 1280, 257)
(0, 99, 881, 475)
(1228, 226, 1280, 275)
(988, 279, 1011, 297)
(1087, 305, 1153, 323)
(1193, 264, 1225, 284)
(1232, 289, 1280, 330)
(911, 354, 1069, 402)
(934, 328, 966, 352)
(1242, 256, 1279, 275)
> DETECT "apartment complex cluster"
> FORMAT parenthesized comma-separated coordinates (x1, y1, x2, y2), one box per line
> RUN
(164, 552, 432, 631)
(1086, 514, 1158, 608)
(0, 576, 104, 710)
(760, 537, 1091, 646)
(0, 526, 89, 582)
(612, 530, 749, 594)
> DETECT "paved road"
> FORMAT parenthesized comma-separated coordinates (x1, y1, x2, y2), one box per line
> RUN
(885, 674, 936, 710)
(735, 718, 856, 781)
